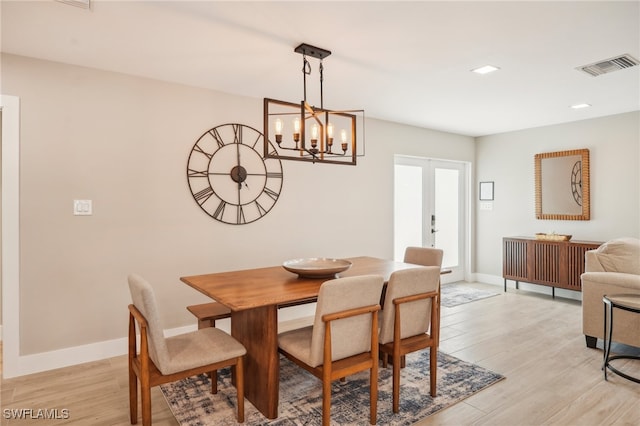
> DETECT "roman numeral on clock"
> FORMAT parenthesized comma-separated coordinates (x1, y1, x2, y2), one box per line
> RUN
(263, 187, 279, 201)
(237, 205, 246, 224)
(209, 128, 225, 148)
(192, 144, 212, 160)
(233, 124, 242, 144)
(255, 200, 268, 217)
(266, 172, 283, 179)
(213, 200, 227, 220)
(188, 169, 207, 178)
(193, 186, 214, 204)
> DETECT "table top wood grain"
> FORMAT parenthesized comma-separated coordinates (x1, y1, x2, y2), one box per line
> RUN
(180, 256, 420, 311)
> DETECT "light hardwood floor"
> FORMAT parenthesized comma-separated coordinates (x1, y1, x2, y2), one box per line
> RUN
(2, 283, 639, 425)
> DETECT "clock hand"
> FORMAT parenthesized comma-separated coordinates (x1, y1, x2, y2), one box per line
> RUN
(236, 142, 242, 190)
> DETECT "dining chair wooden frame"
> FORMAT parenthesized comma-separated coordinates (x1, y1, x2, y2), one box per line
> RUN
(279, 304, 381, 426)
(128, 304, 245, 425)
(379, 290, 439, 413)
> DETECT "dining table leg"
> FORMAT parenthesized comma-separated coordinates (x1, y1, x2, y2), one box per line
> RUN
(231, 305, 280, 419)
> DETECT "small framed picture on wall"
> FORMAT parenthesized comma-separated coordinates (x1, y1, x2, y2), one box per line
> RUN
(479, 181, 494, 201)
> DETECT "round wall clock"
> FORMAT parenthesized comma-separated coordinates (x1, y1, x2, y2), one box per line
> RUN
(187, 123, 283, 224)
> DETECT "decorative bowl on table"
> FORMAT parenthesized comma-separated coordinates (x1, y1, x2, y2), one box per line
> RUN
(535, 233, 572, 241)
(282, 258, 352, 279)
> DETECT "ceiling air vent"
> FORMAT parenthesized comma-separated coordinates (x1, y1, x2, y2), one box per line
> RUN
(56, 0, 90, 9)
(577, 54, 639, 77)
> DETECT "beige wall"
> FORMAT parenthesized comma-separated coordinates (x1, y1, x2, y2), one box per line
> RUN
(0, 109, 3, 326)
(7, 51, 636, 366)
(475, 111, 640, 280)
(2, 53, 475, 356)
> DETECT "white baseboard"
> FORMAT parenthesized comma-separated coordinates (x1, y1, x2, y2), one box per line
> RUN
(3, 315, 315, 378)
(476, 273, 581, 301)
(2, 323, 198, 379)
(474, 273, 504, 287)
(6, 335, 130, 378)
(3, 275, 580, 378)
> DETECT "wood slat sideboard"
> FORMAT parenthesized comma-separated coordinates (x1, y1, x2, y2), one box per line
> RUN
(503, 236, 602, 296)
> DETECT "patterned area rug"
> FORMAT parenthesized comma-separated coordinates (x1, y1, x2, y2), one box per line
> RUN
(161, 351, 504, 425)
(440, 283, 500, 308)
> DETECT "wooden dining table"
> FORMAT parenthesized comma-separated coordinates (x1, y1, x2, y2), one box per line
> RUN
(180, 256, 429, 419)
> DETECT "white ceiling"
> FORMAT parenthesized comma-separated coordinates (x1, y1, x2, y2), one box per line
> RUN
(2, 0, 639, 137)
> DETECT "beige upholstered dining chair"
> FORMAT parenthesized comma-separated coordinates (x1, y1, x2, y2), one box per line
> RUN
(128, 274, 246, 426)
(378, 267, 440, 413)
(403, 246, 444, 348)
(278, 275, 385, 426)
(404, 246, 443, 268)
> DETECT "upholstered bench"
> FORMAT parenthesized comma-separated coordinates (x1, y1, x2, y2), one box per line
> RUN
(187, 298, 318, 330)
(186, 302, 232, 329)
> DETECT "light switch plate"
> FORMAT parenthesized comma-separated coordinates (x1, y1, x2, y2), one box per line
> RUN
(480, 202, 493, 211)
(73, 200, 93, 215)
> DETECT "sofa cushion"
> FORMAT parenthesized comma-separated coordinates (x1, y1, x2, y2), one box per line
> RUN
(594, 238, 640, 275)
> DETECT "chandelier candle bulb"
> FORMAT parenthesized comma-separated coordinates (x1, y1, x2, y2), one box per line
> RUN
(274, 118, 283, 143)
(341, 129, 348, 152)
(327, 123, 334, 137)
(293, 117, 301, 143)
(310, 123, 318, 148)
(327, 123, 334, 150)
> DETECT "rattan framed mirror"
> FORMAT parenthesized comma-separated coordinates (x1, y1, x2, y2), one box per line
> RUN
(535, 148, 590, 220)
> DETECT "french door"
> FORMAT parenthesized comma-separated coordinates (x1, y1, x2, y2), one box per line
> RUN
(394, 156, 467, 282)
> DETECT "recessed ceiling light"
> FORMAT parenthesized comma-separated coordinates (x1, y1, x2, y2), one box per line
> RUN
(471, 65, 500, 75)
(571, 103, 592, 109)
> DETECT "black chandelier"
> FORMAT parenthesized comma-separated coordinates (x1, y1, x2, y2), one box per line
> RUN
(263, 43, 364, 165)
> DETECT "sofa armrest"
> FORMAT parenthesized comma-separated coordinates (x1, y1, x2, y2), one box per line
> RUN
(582, 271, 640, 291)
(581, 271, 640, 348)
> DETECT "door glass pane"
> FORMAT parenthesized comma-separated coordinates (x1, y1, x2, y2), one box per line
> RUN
(394, 164, 422, 260)
(434, 168, 459, 268)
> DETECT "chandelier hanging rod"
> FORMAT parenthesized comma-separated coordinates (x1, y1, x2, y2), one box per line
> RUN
(295, 43, 331, 108)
